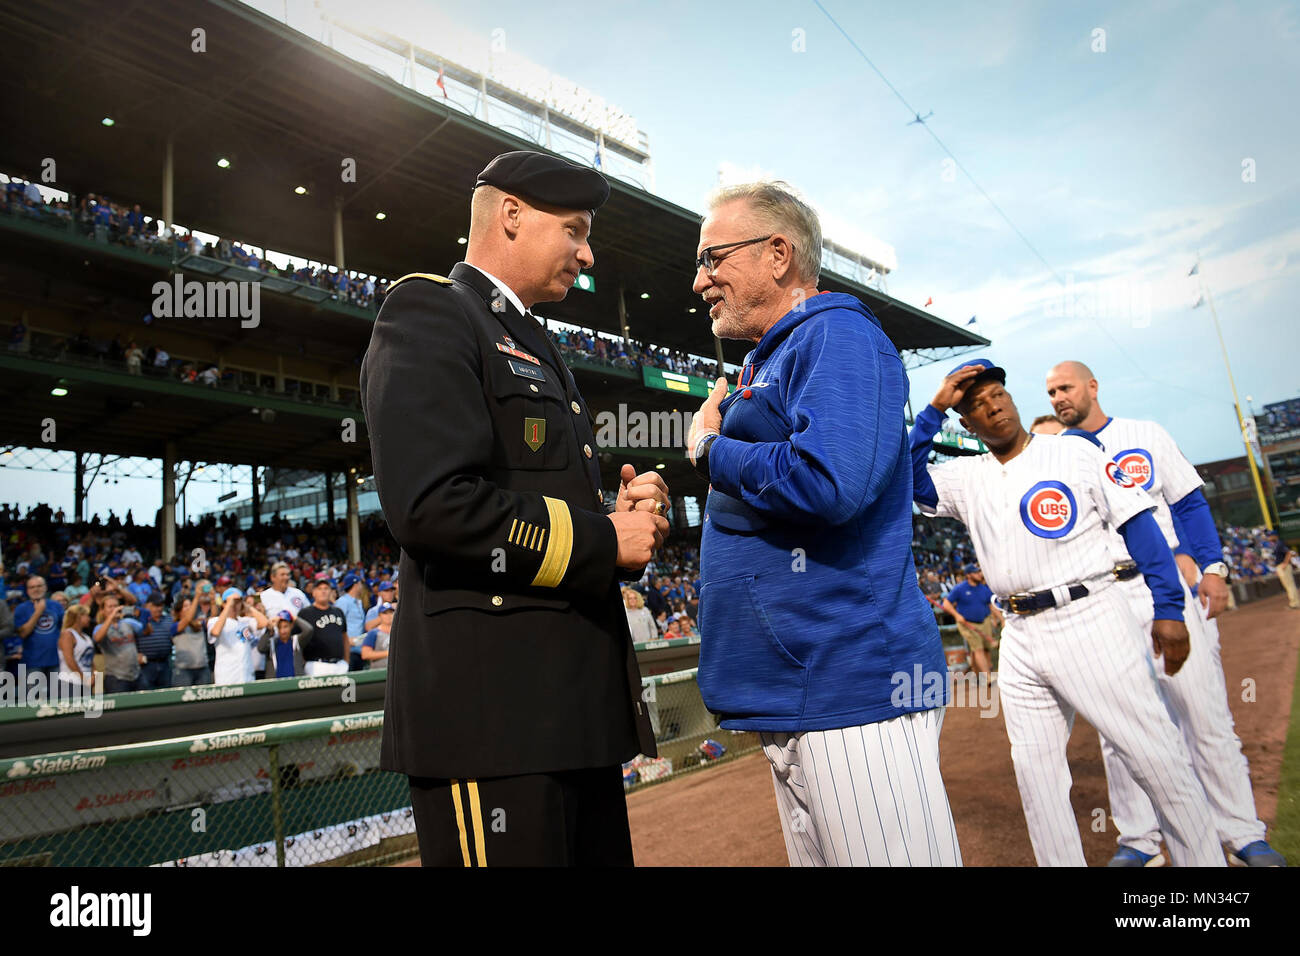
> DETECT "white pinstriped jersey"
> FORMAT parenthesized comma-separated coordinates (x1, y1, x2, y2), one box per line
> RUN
(1088, 417, 1205, 547)
(920, 433, 1156, 597)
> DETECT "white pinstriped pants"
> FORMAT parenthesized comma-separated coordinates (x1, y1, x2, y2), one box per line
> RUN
(998, 584, 1224, 866)
(1102, 577, 1265, 856)
(761, 708, 962, 867)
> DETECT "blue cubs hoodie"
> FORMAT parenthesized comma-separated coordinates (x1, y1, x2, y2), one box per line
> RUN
(698, 292, 947, 732)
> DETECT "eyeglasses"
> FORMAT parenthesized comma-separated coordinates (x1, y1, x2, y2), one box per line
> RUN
(694, 235, 773, 274)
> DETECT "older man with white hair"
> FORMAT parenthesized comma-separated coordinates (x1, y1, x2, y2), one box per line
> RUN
(687, 182, 958, 867)
(258, 562, 308, 621)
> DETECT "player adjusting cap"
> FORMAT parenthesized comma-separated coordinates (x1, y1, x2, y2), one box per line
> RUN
(474, 150, 610, 214)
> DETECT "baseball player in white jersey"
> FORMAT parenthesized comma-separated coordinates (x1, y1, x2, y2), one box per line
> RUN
(1047, 360, 1285, 867)
(910, 359, 1224, 866)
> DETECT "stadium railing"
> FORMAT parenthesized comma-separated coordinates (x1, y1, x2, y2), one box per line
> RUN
(0, 670, 756, 866)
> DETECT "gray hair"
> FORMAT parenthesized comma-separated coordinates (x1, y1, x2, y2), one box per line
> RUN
(707, 181, 822, 282)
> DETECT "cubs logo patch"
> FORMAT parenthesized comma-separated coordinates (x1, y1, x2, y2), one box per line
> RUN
(1113, 448, 1154, 489)
(1105, 461, 1136, 488)
(1019, 480, 1078, 539)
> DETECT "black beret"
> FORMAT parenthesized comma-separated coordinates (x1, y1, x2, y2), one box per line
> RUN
(474, 150, 610, 213)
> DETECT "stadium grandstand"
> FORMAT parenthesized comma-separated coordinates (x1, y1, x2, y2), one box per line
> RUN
(0, 0, 988, 867)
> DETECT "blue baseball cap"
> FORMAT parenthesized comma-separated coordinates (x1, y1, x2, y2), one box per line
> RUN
(276, 609, 294, 622)
(221, 587, 244, 602)
(946, 357, 1005, 386)
(377, 580, 395, 593)
(377, 602, 396, 614)
(964, 563, 979, 574)
(341, 572, 361, 590)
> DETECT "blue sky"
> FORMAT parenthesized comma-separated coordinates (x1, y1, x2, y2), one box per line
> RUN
(6, 0, 1298, 520)
(409, 0, 1298, 466)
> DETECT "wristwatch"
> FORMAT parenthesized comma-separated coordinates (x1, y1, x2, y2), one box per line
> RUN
(692, 432, 719, 481)
(1202, 561, 1230, 582)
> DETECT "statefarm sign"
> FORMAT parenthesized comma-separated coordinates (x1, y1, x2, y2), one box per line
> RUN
(0, 726, 386, 851)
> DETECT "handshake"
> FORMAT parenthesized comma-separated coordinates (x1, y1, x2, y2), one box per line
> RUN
(607, 463, 671, 570)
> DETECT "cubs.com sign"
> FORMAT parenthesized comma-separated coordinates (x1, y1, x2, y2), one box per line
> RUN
(1019, 481, 1078, 539)
(1113, 448, 1155, 489)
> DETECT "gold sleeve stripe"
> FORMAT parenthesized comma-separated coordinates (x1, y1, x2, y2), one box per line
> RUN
(526, 525, 538, 550)
(536, 528, 546, 555)
(449, 778, 472, 867)
(467, 780, 488, 867)
(531, 497, 572, 588)
(509, 519, 519, 544)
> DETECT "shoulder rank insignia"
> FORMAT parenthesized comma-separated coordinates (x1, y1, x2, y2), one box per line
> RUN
(524, 417, 546, 452)
(388, 272, 454, 290)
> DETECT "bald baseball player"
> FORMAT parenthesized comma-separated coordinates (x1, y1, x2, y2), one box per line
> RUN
(1046, 360, 1284, 867)
(910, 359, 1224, 866)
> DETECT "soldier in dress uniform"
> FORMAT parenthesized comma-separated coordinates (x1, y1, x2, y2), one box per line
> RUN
(360, 150, 671, 866)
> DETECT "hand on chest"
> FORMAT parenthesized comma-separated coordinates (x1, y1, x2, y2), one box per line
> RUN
(721, 380, 790, 443)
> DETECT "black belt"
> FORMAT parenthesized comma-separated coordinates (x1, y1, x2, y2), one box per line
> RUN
(1113, 561, 1140, 581)
(145, 656, 170, 663)
(1001, 583, 1090, 615)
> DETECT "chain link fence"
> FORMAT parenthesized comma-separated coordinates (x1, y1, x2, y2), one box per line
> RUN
(0, 670, 756, 866)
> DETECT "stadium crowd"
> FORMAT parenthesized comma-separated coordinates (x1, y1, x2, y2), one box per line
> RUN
(2, 176, 386, 309)
(2, 173, 729, 386)
(0, 506, 406, 692)
(0, 496, 1000, 697)
(5, 500, 1293, 696)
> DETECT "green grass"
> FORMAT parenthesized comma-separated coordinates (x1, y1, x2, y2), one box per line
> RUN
(1273, 643, 1300, 863)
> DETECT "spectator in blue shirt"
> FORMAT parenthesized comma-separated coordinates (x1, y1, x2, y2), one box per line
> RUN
(335, 572, 368, 671)
(13, 575, 64, 676)
(942, 564, 1002, 677)
(363, 580, 395, 630)
(127, 568, 154, 606)
(137, 592, 176, 689)
(361, 603, 394, 669)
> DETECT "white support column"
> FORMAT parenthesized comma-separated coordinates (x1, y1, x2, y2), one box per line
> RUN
(346, 471, 361, 564)
(162, 441, 177, 561)
(162, 135, 175, 230)
(333, 198, 345, 271)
